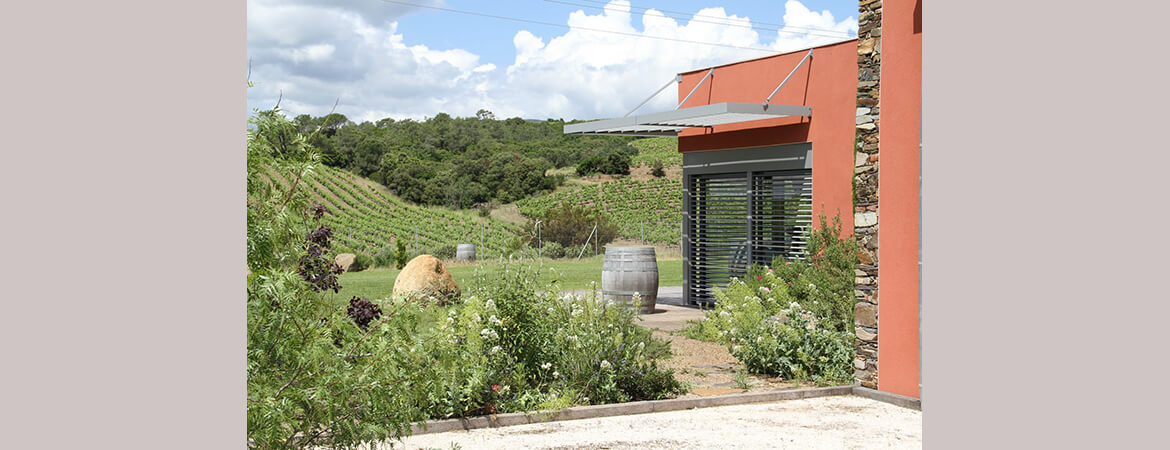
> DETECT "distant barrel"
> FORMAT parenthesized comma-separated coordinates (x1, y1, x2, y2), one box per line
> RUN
(601, 247, 658, 314)
(456, 244, 476, 261)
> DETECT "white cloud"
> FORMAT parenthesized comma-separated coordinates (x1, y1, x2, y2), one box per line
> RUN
(247, 0, 493, 123)
(246, 0, 857, 123)
(770, 0, 859, 51)
(281, 44, 335, 64)
(491, 1, 856, 120)
(512, 30, 545, 66)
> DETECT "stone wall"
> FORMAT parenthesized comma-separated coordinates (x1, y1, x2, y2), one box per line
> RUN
(853, 0, 882, 390)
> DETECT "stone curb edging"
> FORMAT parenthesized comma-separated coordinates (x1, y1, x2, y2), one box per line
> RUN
(851, 385, 922, 411)
(409, 385, 854, 436)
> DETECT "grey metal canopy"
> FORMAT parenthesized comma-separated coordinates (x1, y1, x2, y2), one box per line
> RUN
(564, 49, 816, 137)
(563, 102, 811, 137)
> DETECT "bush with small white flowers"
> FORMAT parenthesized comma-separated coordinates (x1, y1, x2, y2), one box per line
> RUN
(682, 215, 857, 385)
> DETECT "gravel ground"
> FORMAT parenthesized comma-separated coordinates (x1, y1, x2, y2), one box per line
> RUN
(386, 395, 921, 449)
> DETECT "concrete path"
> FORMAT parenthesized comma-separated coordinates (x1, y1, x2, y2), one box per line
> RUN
(562, 286, 706, 333)
(634, 286, 706, 333)
(389, 395, 922, 449)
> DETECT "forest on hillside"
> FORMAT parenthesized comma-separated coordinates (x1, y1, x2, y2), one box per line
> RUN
(292, 110, 640, 209)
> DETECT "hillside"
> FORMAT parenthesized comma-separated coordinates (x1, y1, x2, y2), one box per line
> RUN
(257, 135, 685, 255)
(261, 164, 521, 257)
(629, 136, 683, 167)
(292, 111, 637, 210)
(515, 137, 683, 244)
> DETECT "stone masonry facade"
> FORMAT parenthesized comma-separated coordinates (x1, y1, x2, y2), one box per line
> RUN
(853, 0, 882, 389)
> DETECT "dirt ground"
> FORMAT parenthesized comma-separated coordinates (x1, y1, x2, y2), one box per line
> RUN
(655, 330, 800, 396)
(389, 395, 922, 449)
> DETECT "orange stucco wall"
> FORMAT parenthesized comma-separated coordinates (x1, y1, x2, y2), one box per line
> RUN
(878, 0, 922, 398)
(676, 40, 858, 232)
(673, 4, 922, 399)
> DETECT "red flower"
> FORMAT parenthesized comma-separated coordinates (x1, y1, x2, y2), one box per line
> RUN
(484, 402, 496, 414)
(756, 275, 762, 281)
(491, 384, 501, 392)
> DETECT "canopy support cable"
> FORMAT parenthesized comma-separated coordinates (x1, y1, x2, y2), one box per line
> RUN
(677, 68, 714, 110)
(625, 75, 683, 118)
(763, 49, 813, 109)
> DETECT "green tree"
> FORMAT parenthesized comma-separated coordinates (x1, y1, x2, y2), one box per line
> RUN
(395, 239, 409, 269)
(575, 151, 631, 176)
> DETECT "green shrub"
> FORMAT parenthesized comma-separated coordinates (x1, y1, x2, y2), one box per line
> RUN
(650, 160, 666, 177)
(373, 245, 396, 268)
(430, 244, 457, 260)
(517, 246, 540, 259)
(684, 271, 853, 385)
(365, 265, 686, 420)
(540, 241, 565, 259)
(454, 267, 687, 408)
(733, 304, 854, 384)
(530, 202, 618, 249)
(514, 177, 682, 244)
(681, 214, 857, 385)
(350, 252, 373, 272)
(770, 215, 858, 332)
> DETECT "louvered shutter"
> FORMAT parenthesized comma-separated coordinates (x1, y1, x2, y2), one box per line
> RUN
(750, 170, 813, 267)
(686, 173, 750, 305)
(682, 143, 812, 306)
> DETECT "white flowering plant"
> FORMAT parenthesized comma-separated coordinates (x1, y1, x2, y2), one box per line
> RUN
(731, 303, 853, 384)
(412, 263, 685, 417)
(680, 214, 857, 385)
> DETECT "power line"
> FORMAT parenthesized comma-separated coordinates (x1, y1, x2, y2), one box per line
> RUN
(544, 0, 854, 39)
(378, 0, 782, 53)
(569, 0, 855, 36)
(563, 0, 851, 36)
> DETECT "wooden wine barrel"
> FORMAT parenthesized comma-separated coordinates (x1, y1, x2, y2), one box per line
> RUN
(455, 243, 476, 261)
(601, 247, 658, 313)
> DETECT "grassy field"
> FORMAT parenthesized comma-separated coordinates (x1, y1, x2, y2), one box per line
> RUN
(333, 256, 683, 301)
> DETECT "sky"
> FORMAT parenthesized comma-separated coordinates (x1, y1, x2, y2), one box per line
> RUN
(246, 0, 859, 123)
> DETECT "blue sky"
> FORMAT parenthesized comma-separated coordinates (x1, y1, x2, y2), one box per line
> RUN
(394, 1, 858, 73)
(247, 0, 859, 122)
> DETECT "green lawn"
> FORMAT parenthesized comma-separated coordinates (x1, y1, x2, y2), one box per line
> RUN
(333, 256, 683, 301)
